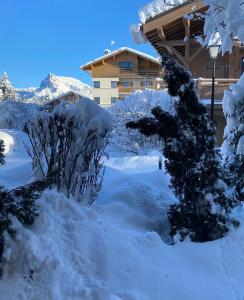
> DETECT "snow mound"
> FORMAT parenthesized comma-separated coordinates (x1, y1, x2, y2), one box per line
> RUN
(1, 169, 244, 299)
(108, 89, 174, 154)
(0, 130, 14, 154)
(0, 130, 33, 190)
(139, 0, 187, 24)
(110, 89, 175, 115)
(0, 100, 41, 129)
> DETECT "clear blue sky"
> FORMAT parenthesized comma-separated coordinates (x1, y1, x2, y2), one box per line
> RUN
(0, 0, 157, 88)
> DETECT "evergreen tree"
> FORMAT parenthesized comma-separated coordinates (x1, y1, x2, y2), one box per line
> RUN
(0, 182, 40, 276)
(0, 140, 4, 165)
(222, 75, 244, 205)
(127, 55, 232, 243)
(0, 72, 16, 101)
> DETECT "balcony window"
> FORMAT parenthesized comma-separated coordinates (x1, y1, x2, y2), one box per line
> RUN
(94, 97, 100, 104)
(120, 81, 133, 88)
(119, 61, 133, 70)
(93, 81, 100, 88)
(144, 80, 153, 87)
(111, 81, 118, 88)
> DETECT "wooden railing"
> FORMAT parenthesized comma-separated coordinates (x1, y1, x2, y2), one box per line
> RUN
(195, 78, 238, 100)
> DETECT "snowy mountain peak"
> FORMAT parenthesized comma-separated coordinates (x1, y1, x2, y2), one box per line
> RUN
(39, 73, 56, 89)
(16, 74, 92, 103)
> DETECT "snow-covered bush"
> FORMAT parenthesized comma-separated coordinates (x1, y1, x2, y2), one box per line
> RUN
(109, 89, 174, 154)
(0, 72, 16, 101)
(0, 184, 39, 276)
(203, 0, 244, 54)
(24, 99, 112, 204)
(222, 75, 244, 204)
(128, 55, 232, 243)
(0, 100, 41, 129)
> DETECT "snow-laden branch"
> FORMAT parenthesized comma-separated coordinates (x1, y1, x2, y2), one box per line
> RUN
(203, 0, 244, 54)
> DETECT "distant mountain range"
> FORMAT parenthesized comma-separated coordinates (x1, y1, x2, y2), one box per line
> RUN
(15, 73, 92, 103)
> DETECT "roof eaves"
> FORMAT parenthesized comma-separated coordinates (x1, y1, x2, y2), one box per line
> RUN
(143, 0, 199, 24)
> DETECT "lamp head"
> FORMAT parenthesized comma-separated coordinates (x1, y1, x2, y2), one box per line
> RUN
(209, 45, 219, 60)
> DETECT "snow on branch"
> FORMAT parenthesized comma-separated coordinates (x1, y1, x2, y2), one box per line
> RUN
(24, 99, 112, 204)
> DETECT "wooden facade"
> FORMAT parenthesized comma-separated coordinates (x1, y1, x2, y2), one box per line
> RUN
(81, 48, 163, 106)
(141, 0, 244, 85)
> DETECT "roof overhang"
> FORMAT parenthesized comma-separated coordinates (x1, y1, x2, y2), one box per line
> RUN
(142, 0, 207, 35)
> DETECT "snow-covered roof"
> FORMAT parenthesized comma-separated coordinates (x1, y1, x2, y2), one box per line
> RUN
(81, 47, 160, 70)
(139, 0, 188, 24)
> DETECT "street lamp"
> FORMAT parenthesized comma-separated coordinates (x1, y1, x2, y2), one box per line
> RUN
(209, 45, 220, 122)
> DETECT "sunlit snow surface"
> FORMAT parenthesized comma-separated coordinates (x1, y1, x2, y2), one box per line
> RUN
(139, 0, 187, 23)
(0, 130, 244, 300)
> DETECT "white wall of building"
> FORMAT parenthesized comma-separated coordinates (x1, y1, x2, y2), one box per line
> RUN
(92, 78, 119, 106)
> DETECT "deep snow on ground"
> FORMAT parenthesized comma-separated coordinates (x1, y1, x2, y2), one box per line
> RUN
(1, 130, 244, 300)
(0, 130, 32, 189)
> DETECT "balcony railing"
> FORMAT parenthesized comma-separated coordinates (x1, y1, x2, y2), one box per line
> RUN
(119, 85, 164, 94)
(195, 78, 238, 100)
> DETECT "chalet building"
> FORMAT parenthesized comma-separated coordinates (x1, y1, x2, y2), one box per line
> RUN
(43, 91, 83, 112)
(81, 47, 163, 106)
(140, 0, 244, 145)
(140, 0, 244, 99)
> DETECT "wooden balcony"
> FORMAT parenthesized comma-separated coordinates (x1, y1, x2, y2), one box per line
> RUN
(195, 78, 238, 100)
(118, 86, 155, 93)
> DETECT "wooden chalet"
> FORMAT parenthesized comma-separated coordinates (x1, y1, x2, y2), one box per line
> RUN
(140, 0, 244, 144)
(141, 0, 244, 99)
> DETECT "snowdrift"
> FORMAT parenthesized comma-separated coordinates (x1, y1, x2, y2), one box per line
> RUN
(1, 131, 244, 300)
(0, 130, 14, 154)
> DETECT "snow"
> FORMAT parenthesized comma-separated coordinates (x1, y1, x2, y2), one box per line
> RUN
(0, 100, 41, 129)
(0, 130, 14, 154)
(1, 129, 244, 299)
(222, 74, 244, 159)
(15, 73, 92, 103)
(203, 0, 244, 54)
(108, 89, 174, 154)
(139, 0, 188, 24)
(0, 130, 32, 189)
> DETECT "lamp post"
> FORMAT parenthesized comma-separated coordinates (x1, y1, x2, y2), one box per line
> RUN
(209, 45, 219, 122)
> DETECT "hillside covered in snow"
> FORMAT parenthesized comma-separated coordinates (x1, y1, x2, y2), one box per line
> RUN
(15, 73, 92, 103)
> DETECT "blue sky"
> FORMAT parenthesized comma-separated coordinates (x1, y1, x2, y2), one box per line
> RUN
(0, 0, 157, 88)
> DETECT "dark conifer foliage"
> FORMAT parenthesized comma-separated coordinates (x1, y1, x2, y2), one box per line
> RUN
(127, 55, 232, 242)
(0, 140, 4, 165)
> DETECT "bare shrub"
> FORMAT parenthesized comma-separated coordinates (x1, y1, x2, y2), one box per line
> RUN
(24, 99, 112, 204)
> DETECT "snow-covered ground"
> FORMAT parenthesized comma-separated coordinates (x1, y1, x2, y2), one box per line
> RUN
(0, 130, 244, 300)
(0, 130, 32, 189)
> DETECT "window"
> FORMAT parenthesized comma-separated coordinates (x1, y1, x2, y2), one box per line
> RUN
(111, 97, 117, 104)
(144, 80, 153, 87)
(93, 81, 100, 88)
(120, 81, 133, 88)
(119, 61, 133, 70)
(111, 81, 118, 88)
(94, 97, 100, 104)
